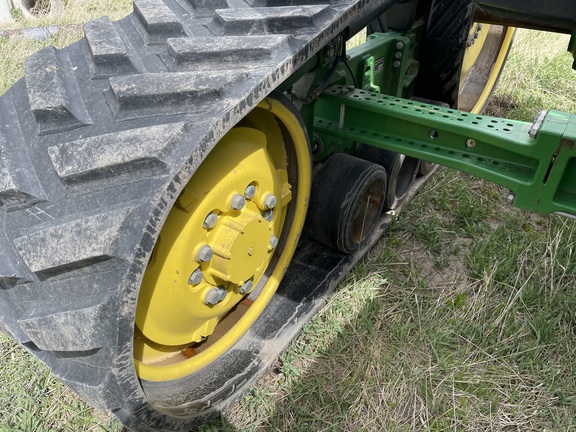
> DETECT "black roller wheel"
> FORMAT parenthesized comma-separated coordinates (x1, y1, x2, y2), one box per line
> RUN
(355, 145, 420, 210)
(306, 153, 387, 254)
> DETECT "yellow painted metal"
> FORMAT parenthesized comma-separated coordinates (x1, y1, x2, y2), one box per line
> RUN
(469, 27, 515, 113)
(460, 24, 493, 89)
(134, 96, 311, 382)
(459, 24, 515, 113)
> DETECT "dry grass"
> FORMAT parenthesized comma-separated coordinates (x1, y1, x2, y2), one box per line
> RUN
(2, 0, 131, 28)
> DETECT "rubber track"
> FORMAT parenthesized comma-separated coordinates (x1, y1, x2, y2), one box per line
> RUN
(0, 0, 415, 430)
(415, 0, 476, 107)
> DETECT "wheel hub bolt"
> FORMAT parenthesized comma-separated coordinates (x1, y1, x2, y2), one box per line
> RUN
(196, 245, 213, 263)
(203, 212, 218, 230)
(269, 235, 279, 250)
(263, 194, 277, 209)
(188, 268, 203, 285)
(263, 209, 274, 222)
(230, 194, 246, 211)
(239, 280, 253, 295)
(205, 286, 227, 305)
(244, 184, 256, 200)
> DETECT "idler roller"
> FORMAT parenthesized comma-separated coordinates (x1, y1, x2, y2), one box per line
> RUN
(306, 153, 387, 254)
(356, 145, 420, 210)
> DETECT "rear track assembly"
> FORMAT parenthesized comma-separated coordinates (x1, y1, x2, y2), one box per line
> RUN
(0, 1, 433, 430)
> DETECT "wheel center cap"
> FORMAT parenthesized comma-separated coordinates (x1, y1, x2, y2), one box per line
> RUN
(206, 210, 272, 286)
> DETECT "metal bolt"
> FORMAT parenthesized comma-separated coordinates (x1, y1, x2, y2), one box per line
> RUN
(393, 61, 401, 68)
(239, 280, 253, 295)
(203, 212, 218, 230)
(204, 286, 227, 305)
(263, 194, 277, 209)
(324, 45, 336, 58)
(396, 41, 404, 50)
(188, 268, 203, 285)
(507, 193, 515, 205)
(270, 235, 279, 249)
(263, 209, 274, 222)
(312, 133, 324, 155)
(395, 51, 403, 59)
(244, 184, 256, 200)
(466, 138, 476, 148)
(530, 110, 547, 138)
(196, 245, 213, 263)
(230, 193, 246, 211)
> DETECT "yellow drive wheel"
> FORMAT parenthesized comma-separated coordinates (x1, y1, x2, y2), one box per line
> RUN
(133, 93, 311, 382)
(458, 23, 515, 114)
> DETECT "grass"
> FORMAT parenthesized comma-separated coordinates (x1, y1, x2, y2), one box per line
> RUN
(0, 4, 575, 431)
(0, 0, 132, 94)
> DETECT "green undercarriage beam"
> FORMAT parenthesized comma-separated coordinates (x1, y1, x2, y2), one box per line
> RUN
(314, 85, 576, 216)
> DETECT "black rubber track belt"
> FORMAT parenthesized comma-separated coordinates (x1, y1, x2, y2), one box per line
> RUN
(415, 0, 476, 107)
(0, 0, 440, 430)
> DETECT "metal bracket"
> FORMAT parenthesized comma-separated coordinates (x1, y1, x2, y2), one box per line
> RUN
(363, 56, 381, 93)
(314, 85, 576, 216)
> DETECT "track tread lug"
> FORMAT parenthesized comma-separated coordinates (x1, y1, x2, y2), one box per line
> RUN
(84, 16, 138, 78)
(24, 46, 92, 134)
(134, 0, 186, 43)
(48, 122, 187, 184)
(167, 35, 289, 68)
(14, 207, 134, 276)
(18, 295, 116, 351)
(214, 5, 330, 34)
(0, 106, 46, 211)
(109, 71, 239, 119)
(0, 250, 30, 288)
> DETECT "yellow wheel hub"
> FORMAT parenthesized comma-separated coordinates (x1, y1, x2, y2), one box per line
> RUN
(134, 95, 311, 382)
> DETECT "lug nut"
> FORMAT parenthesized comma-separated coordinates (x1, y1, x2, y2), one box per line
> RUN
(188, 268, 203, 285)
(239, 280, 253, 295)
(203, 212, 218, 230)
(230, 194, 246, 211)
(205, 286, 227, 305)
(270, 235, 279, 249)
(263, 209, 274, 222)
(263, 194, 277, 209)
(244, 184, 256, 199)
(196, 245, 213, 263)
